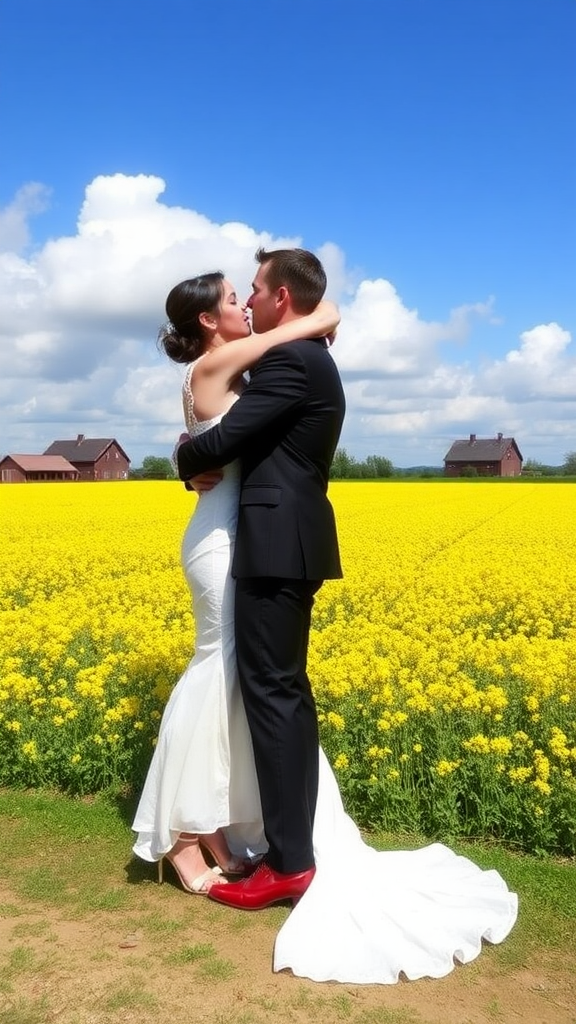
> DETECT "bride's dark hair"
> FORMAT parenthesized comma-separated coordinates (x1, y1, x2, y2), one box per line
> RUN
(158, 272, 225, 363)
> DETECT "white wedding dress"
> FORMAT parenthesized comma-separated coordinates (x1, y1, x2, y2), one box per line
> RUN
(132, 362, 518, 984)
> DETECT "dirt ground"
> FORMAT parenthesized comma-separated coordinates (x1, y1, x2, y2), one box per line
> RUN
(1, 869, 574, 1024)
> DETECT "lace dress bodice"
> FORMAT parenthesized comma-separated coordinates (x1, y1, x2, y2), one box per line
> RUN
(183, 358, 223, 437)
(181, 358, 241, 522)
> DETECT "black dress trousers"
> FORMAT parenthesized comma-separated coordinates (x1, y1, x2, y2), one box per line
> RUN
(234, 577, 321, 874)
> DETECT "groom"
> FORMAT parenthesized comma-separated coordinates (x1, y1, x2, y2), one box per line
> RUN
(177, 247, 345, 908)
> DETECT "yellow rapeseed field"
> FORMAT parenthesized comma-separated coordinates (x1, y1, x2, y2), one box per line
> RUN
(1, 480, 575, 854)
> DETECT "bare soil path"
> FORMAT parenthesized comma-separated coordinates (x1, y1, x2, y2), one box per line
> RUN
(1, 794, 575, 1024)
(1, 869, 574, 1024)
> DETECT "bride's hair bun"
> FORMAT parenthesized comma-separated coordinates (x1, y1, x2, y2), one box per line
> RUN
(157, 321, 199, 363)
(158, 272, 225, 364)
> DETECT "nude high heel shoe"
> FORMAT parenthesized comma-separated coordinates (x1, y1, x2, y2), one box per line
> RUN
(198, 829, 251, 876)
(158, 835, 226, 895)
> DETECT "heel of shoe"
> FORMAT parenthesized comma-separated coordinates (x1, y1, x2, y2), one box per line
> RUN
(199, 835, 248, 876)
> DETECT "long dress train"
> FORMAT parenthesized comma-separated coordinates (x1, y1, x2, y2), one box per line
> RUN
(132, 363, 517, 983)
(277, 750, 517, 983)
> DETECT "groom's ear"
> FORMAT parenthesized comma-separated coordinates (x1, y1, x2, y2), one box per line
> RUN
(276, 285, 289, 311)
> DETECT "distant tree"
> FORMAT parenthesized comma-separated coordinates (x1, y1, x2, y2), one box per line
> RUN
(330, 447, 358, 479)
(364, 454, 393, 479)
(562, 451, 576, 476)
(459, 464, 479, 478)
(142, 456, 176, 480)
(522, 458, 563, 478)
(330, 447, 395, 479)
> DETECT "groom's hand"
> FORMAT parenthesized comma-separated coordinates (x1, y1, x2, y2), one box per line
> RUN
(172, 432, 192, 470)
(186, 470, 223, 493)
(174, 432, 222, 492)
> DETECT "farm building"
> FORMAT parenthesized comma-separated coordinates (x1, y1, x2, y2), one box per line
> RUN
(0, 454, 79, 483)
(444, 434, 523, 478)
(43, 435, 130, 481)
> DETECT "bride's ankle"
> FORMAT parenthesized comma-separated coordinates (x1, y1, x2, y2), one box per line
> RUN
(170, 833, 201, 857)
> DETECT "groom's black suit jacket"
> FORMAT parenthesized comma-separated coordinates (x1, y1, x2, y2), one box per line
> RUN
(177, 337, 345, 580)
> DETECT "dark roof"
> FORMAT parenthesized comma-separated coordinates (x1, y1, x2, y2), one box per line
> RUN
(444, 436, 523, 463)
(1, 454, 78, 472)
(43, 437, 130, 463)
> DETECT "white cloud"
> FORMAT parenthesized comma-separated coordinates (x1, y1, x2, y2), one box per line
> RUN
(0, 173, 574, 467)
(479, 323, 576, 402)
(0, 183, 51, 254)
(333, 278, 494, 377)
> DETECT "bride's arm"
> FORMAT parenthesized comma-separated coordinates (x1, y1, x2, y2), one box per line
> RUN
(196, 300, 340, 384)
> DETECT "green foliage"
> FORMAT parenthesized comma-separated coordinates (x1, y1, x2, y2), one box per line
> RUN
(141, 455, 175, 479)
(562, 450, 576, 476)
(129, 456, 176, 479)
(330, 447, 393, 479)
(523, 458, 563, 478)
(318, 677, 576, 857)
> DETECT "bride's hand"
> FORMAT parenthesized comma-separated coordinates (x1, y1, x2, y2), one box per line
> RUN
(310, 300, 340, 338)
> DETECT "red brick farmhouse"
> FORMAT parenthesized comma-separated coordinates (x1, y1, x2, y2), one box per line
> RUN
(444, 434, 523, 478)
(0, 454, 79, 483)
(43, 435, 130, 481)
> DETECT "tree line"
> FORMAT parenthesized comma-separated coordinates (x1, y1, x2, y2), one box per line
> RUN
(128, 450, 398, 481)
(129, 450, 576, 481)
(522, 452, 576, 477)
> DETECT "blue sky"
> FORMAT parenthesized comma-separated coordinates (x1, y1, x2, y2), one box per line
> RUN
(1, 0, 574, 467)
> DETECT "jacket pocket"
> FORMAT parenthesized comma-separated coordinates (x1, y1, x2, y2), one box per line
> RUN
(239, 485, 282, 507)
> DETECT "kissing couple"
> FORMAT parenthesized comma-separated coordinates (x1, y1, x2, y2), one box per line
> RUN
(132, 247, 517, 984)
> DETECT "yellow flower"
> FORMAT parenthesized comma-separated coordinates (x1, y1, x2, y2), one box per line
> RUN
(489, 737, 513, 756)
(462, 734, 491, 755)
(435, 759, 460, 777)
(367, 745, 384, 760)
(549, 727, 570, 760)
(334, 753, 349, 770)
(532, 778, 551, 797)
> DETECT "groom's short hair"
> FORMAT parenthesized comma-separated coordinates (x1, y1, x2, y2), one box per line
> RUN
(255, 247, 326, 313)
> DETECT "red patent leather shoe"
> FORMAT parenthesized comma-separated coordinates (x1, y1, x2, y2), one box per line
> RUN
(208, 861, 315, 910)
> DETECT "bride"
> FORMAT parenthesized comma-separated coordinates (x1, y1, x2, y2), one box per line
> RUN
(132, 266, 517, 984)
